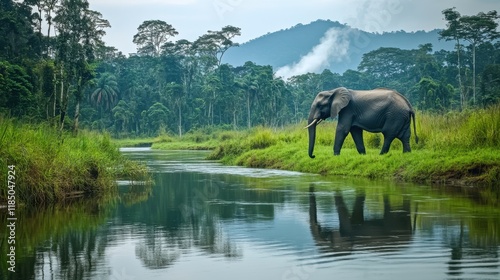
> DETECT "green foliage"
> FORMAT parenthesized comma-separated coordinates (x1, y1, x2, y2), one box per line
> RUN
(91, 72, 119, 111)
(2, 0, 500, 139)
(481, 64, 500, 105)
(0, 61, 35, 117)
(143, 102, 170, 135)
(0, 0, 39, 60)
(133, 20, 178, 56)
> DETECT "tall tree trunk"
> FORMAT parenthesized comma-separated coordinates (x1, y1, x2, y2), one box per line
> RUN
(52, 71, 57, 120)
(178, 103, 182, 137)
(59, 67, 65, 131)
(246, 93, 251, 128)
(47, 14, 52, 38)
(233, 109, 237, 130)
(472, 44, 476, 105)
(208, 101, 212, 126)
(212, 90, 216, 125)
(59, 90, 67, 132)
(73, 99, 80, 134)
(456, 40, 466, 110)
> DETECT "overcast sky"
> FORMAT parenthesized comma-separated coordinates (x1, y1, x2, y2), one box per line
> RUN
(88, 0, 499, 55)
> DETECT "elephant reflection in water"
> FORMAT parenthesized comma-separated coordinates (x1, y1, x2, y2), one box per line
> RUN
(309, 186, 413, 253)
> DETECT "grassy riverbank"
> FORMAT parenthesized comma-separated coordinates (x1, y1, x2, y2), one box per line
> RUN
(139, 106, 500, 192)
(0, 118, 147, 206)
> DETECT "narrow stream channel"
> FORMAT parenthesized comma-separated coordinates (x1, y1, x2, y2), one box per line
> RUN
(1, 148, 499, 280)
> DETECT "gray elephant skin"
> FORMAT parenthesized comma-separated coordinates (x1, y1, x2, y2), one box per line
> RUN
(306, 87, 418, 158)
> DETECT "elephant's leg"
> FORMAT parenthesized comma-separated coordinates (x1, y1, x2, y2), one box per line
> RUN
(380, 134, 395, 155)
(309, 186, 318, 224)
(334, 122, 350, 155)
(350, 127, 366, 154)
(351, 192, 365, 225)
(401, 138, 411, 153)
(399, 123, 412, 153)
(335, 192, 352, 236)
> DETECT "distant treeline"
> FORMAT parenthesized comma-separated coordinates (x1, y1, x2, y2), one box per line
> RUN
(1, 1, 499, 137)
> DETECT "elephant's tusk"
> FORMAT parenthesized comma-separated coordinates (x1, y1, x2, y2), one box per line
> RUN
(304, 119, 318, 129)
(316, 119, 323, 125)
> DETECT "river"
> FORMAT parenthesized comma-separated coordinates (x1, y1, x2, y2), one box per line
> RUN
(1, 148, 499, 280)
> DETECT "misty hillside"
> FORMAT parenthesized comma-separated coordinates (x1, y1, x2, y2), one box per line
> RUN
(224, 19, 455, 75)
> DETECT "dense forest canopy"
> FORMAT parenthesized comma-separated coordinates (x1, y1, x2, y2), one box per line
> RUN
(1, 0, 499, 137)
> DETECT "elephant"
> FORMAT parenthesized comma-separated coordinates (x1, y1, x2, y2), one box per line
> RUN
(308, 186, 413, 254)
(306, 87, 418, 158)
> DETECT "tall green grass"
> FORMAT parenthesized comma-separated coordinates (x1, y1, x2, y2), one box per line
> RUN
(0, 117, 147, 205)
(417, 106, 500, 150)
(201, 105, 500, 188)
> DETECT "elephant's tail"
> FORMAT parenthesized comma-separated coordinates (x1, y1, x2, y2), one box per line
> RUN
(411, 111, 419, 144)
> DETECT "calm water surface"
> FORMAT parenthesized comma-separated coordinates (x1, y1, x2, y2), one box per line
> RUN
(1, 148, 499, 280)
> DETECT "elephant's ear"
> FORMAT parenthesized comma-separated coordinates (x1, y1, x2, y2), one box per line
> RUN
(330, 87, 351, 118)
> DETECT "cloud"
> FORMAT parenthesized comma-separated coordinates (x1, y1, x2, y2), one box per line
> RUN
(275, 27, 350, 79)
(343, 0, 405, 33)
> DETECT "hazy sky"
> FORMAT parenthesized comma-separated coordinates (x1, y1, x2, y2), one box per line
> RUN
(88, 0, 499, 55)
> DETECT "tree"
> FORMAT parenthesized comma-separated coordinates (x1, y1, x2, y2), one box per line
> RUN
(53, 0, 110, 132)
(175, 39, 197, 98)
(341, 69, 372, 89)
(415, 43, 441, 80)
(112, 100, 133, 133)
(37, 60, 57, 119)
(90, 72, 119, 112)
(459, 10, 500, 105)
(439, 7, 466, 109)
(144, 102, 169, 135)
(411, 77, 452, 112)
(201, 72, 221, 126)
(0, 0, 38, 60)
(358, 47, 416, 84)
(318, 69, 341, 91)
(480, 64, 500, 106)
(234, 62, 277, 127)
(42, 0, 59, 38)
(133, 20, 178, 57)
(165, 82, 184, 137)
(194, 26, 241, 68)
(440, 8, 500, 107)
(0, 61, 35, 116)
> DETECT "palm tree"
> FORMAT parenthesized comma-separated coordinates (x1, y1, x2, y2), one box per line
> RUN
(90, 72, 119, 112)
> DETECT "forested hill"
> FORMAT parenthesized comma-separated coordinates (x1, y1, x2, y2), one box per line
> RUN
(224, 20, 455, 74)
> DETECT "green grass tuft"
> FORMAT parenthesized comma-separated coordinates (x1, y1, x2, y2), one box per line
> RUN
(0, 117, 148, 206)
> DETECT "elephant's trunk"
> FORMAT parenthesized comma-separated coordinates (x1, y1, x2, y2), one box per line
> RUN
(307, 117, 317, 159)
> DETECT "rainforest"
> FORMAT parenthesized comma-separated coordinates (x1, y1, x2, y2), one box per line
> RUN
(1, 1, 500, 279)
(0, 1, 499, 207)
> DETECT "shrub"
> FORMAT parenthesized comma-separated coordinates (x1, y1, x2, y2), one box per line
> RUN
(248, 128, 277, 149)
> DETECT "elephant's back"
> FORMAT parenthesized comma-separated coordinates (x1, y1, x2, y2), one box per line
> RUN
(350, 89, 412, 131)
